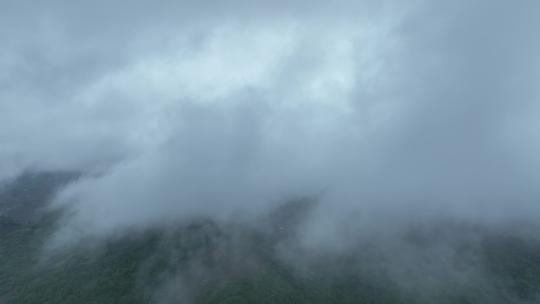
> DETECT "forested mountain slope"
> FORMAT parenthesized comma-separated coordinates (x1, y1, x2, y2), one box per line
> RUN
(1, 172, 540, 303)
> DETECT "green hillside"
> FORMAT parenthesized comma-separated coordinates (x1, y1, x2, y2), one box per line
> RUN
(1, 172, 540, 303)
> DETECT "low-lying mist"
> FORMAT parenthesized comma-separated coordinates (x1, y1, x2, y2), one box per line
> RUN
(2, 174, 540, 303)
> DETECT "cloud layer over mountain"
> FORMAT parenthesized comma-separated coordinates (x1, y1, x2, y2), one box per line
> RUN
(1, 0, 539, 238)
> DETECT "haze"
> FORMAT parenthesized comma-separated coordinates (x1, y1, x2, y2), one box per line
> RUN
(1, 0, 539, 241)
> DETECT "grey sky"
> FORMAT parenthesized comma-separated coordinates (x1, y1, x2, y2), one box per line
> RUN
(1, 0, 539, 238)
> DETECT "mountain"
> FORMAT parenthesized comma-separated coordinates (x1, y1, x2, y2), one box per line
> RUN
(1, 172, 540, 303)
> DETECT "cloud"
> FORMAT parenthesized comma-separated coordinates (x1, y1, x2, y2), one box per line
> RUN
(1, 0, 540, 238)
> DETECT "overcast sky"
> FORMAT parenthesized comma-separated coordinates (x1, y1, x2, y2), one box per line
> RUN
(1, 0, 540, 238)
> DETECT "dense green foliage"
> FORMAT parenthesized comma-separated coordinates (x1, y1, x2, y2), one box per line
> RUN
(1, 172, 540, 303)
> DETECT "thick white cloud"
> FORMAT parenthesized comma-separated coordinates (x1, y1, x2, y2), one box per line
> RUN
(1, 0, 539, 238)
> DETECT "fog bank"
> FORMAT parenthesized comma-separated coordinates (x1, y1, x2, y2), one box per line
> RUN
(1, 0, 539, 239)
